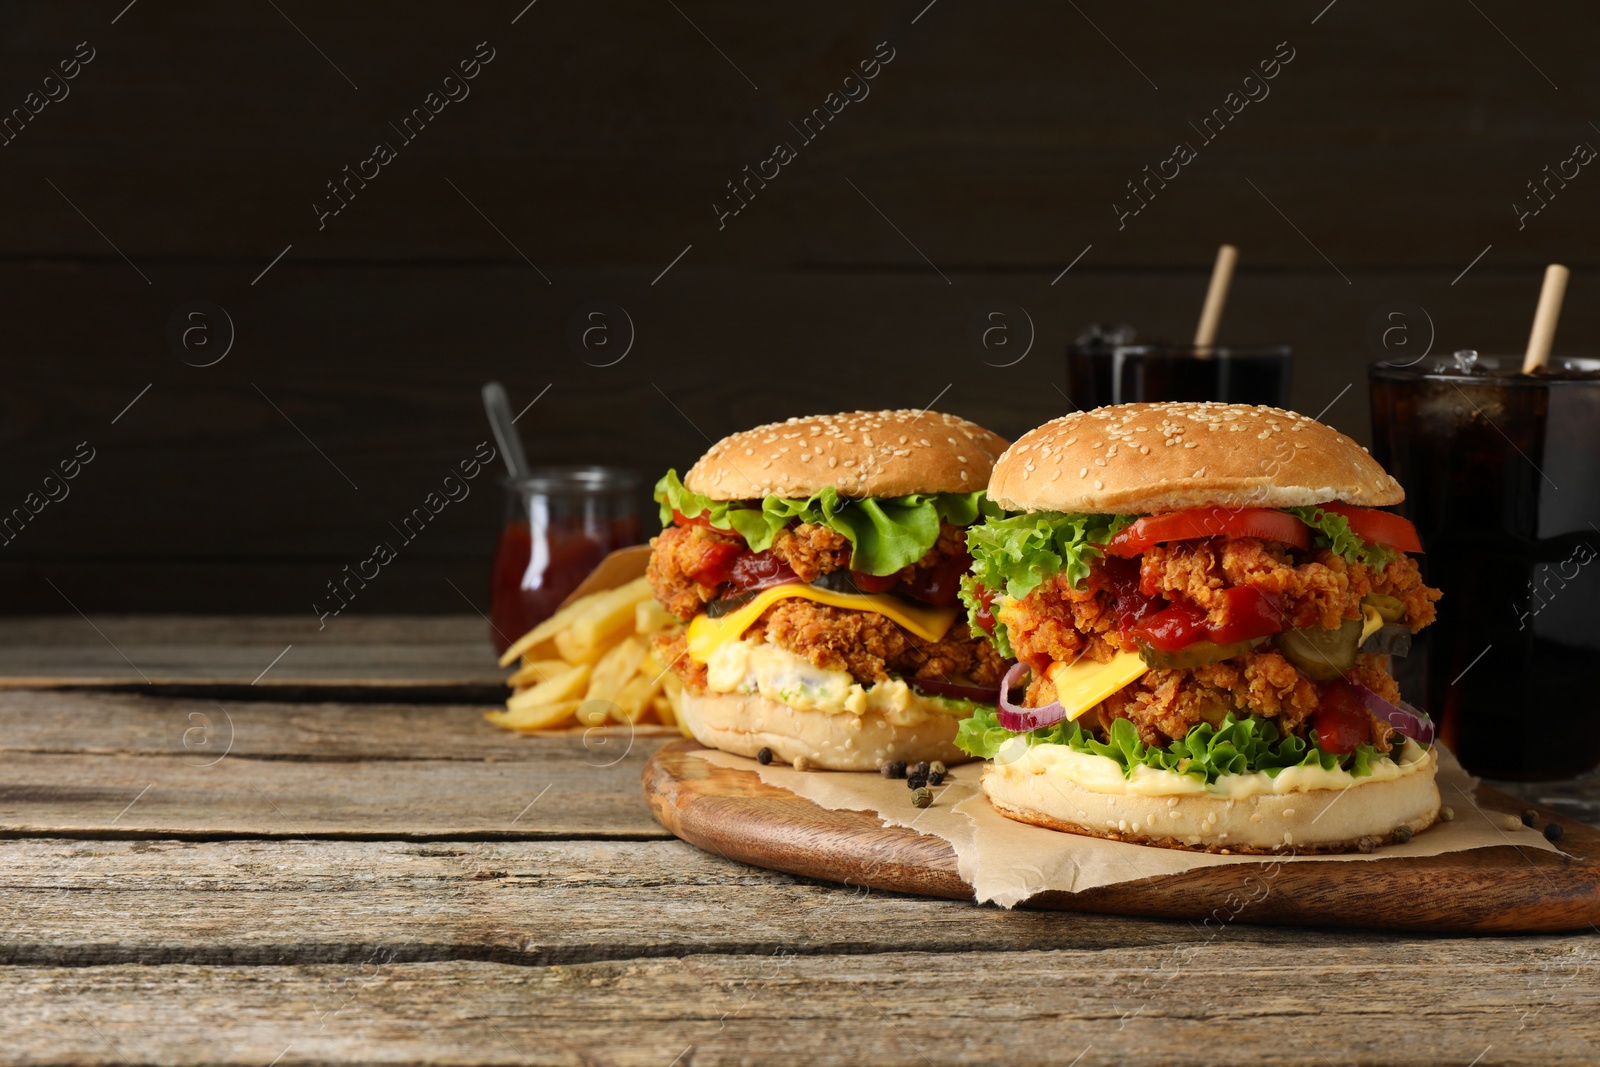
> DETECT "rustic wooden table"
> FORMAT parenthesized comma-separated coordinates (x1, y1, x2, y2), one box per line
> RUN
(4, 616, 1599, 1066)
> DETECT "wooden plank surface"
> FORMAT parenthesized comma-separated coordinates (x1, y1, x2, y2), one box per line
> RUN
(0, 693, 669, 838)
(0, 836, 1241, 967)
(0, 615, 504, 689)
(4, 949, 1598, 1067)
(1, 2, 1595, 269)
(2, 640, 1598, 1065)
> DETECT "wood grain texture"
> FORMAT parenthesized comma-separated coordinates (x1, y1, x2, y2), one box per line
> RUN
(0, 2, 1595, 268)
(0, 835, 1338, 967)
(0, 615, 503, 690)
(0, 689, 668, 760)
(645, 740, 1600, 933)
(4, 951, 1598, 1067)
(0, 695, 674, 838)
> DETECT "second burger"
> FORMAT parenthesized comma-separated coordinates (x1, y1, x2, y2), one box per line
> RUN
(648, 409, 1010, 770)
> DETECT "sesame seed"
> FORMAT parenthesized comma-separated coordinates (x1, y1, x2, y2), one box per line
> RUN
(1094, 479, 1103, 489)
(1079, 467, 1088, 478)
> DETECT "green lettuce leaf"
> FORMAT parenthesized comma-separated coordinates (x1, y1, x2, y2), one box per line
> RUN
(1285, 505, 1399, 570)
(955, 704, 1380, 784)
(653, 470, 998, 576)
(958, 511, 1135, 654)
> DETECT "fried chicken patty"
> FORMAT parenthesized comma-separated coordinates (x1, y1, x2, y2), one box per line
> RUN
(652, 598, 1005, 694)
(1002, 537, 1440, 748)
(754, 599, 1007, 687)
(1140, 538, 1439, 633)
(647, 519, 970, 622)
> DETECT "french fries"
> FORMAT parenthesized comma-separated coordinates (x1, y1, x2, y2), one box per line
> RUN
(488, 575, 685, 733)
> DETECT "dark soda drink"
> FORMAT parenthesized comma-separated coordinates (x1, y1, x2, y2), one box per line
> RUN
(1067, 339, 1292, 409)
(1369, 352, 1600, 780)
(489, 467, 644, 654)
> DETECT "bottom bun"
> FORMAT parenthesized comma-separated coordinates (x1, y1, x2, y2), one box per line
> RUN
(981, 747, 1441, 854)
(678, 689, 970, 771)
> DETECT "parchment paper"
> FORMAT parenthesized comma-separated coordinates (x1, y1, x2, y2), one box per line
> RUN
(691, 745, 1563, 907)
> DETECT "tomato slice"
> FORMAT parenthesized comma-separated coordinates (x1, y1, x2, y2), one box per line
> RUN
(1319, 503, 1423, 554)
(1106, 507, 1311, 557)
(847, 570, 899, 594)
(1312, 679, 1373, 754)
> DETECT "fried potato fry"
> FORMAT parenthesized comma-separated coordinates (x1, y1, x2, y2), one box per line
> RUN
(485, 698, 581, 732)
(494, 569, 686, 733)
(635, 599, 676, 636)
(506, 658, 569, 689)
(561, 578, 652, 662)
(610, 655, 669, 723)
(496, 596, 593, 667)
(507, 663, 590, 710)
(586, 636, 648, 702)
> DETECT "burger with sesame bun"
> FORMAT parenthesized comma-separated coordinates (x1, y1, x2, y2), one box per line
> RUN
(956, 402, 1444, 853)
(647, 410, 1010, 771)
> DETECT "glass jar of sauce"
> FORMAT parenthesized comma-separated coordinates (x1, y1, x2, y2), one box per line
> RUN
(489, 466, 643, 655)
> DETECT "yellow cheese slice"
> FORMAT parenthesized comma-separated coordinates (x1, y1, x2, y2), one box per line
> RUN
(686, 584, 960, 663)
(1046, 651, 1150, 722)
(1360, 604, 1385, 644)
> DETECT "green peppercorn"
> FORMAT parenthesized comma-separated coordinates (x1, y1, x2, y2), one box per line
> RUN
(1393, 825, 1414, 845)
(1440, 806, 1455, 822)
(757, 747, 773, 765)
(929, 761, 947, 776)
(911, 787, 932, 808)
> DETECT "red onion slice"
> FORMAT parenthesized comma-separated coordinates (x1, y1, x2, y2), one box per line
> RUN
(1351, 681, 1436, 748)
(996, 661, 1069, 732)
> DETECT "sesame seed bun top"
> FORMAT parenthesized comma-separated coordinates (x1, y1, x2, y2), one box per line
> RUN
(988, 402, 1404, 514)
(684, 410, 1009, 500)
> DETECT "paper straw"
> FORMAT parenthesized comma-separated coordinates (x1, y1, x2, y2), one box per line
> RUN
(1522, 263, 1569, 375)
(1193, 244, 1238, 354)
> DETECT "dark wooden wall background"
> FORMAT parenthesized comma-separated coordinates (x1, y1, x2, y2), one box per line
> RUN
(4, 1, 1597, 614)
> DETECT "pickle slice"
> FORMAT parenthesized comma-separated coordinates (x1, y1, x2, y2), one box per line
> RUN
(1362, 594, 1406, 623)
(1276, 617, 1363, 681)
(1137, 636, 1265, 671)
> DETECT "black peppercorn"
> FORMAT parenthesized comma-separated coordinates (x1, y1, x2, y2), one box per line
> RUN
(886, 760, 907, 779)
(1521, 808, 1539, 827)
(927, 770, 945, 786)
(757, 747, 773, 765)
(907, 774, 927, 790)
(910, 761, 930, 779)
(879, 762, 895, 779)
(1545, 822, 1564, 842)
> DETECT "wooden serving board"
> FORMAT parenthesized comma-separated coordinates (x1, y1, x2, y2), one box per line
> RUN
(644, 740, 1600, 933)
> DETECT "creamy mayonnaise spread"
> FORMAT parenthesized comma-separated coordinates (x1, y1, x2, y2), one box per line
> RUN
(703, 638, 968, 727)
(993, 735, 1431, 798)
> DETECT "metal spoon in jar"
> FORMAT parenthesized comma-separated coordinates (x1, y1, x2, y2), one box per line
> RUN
(480, 381, 531, 483)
